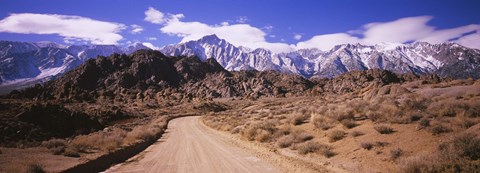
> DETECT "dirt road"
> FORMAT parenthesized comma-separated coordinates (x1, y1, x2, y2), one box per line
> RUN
(106, 116, 279, 173)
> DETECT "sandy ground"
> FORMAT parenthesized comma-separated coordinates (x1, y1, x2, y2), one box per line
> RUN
(105, 116, 279, 173)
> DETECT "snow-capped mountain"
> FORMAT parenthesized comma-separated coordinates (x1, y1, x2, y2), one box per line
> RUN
(161, 34, 480, 79)
(1, 35, 479, 94)
(0, 41, 150, 92)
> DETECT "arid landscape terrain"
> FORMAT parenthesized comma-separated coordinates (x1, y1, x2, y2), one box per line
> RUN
(0, 49, 479, 173)
(1, 1, 480, 172)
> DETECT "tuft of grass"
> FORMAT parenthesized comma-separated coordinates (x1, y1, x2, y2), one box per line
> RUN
(341, 119, 357, 129)
(42, 139, 66, 149)
(297, 141, 322, 155)
(63, 148, 80, 157)
(26, 163, 45, 173)
(430, 124, 452, 135)
(390, 148, 403, 160)
(351, 131, 364, 137)
(296, 141, 334, 157)
(418, 118, 430, 128)
(289, 113, 310, 125)
(360, 142, 373, 150)
(374, 125, 394, 134)
(452, 133, 480, 160)
(50, 146, 65, 155)
(312, 116, 334, 130)
(277, 135, 294, 148)
(328, 130, 345, 142)
(335, 110, 354, 122)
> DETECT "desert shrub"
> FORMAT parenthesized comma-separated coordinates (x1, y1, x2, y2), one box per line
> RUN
(26, 163, 45, 173)
(321, 148, 336, 158)
(312, 116, 335, 130)
(360, 142, 373, 150)
(351, 131, 364, 137)
(419, 118, 430, 128)
(462, 119, 478, 129)
(441, 107, 457, 117)
(296, 141, 323, 155)
(42, 139, 66, 149)
(287, 129, 312, 142)
(452, 133, 480, 160)
(277, 135, 294, 148)
(289, 113, 310, 125)
(430, 124, 452, 135)
(400, 156, 480, 173)
(231, 126, 243, 134)
(124, 121, 166, 144)
(374, 125, 394, 134)
(341, 119, 357, 129)
(255, 130, 271, 142)
(335, 110, 354, 122)
(401, 94, 429, 111)
(328, 130, 345, 142)
(366, 110, 384, 122)
(42, 138, 67, 155)
(50, 146, 65, 155)
(63, 148, 80, 157)
(410, 114, 423, 122)
(464, 105, 480, 117)
(375, 141, 389, 147)
(273, 125, 291, 137)
(71, 128, 127, 152)
(390, 148, 403, 160)
(240, 121, 276, 142)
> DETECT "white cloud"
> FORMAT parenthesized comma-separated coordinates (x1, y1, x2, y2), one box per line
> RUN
(0, 13, 125, 44)
(236, 16, 248, 23)
(455, 32, 480, 49)
(362, 16, 435, 44)
(142, 42, 160, 50)
(263, 25, 274, 32)
(269, 35, 276, 38)
(146, 37, 157, 41)
(298, 16, 480, 50)
(145, 8, 480, 52)
(145, 7, 293, 53)
(130, 24, 143, 34)
(297, 33, 361, 50)
(144, 7, 165, 24)
(220, 22, 229, 26)
(293, 34, 303, 40)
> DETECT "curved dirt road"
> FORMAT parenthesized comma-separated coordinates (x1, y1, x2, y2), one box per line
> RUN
(106, 116, 279, 173)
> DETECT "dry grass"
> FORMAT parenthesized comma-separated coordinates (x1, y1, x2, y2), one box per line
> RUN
(360, 142, 373, 150)
(430, 124, 452, 135)
(42, 139, 67, 155)
(312, 115, 335, 130)
(296, 141, 323, 155)
(351, 131, 364, 137)
(26, 163, 45, 173)
(277, 135, 294, 148)
(374, 125, 394, 134)
(294, 141, 335, 157)
(341, 119, 357, 129)
(288, 113, 310, 125)
(390, 148, 403, 160)
(400, 132, 480, 173)
(71, 128, 126, 152)
(328, 130, 345, 142)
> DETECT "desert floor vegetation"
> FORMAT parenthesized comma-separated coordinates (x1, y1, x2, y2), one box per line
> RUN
(202, 79, 480, 173)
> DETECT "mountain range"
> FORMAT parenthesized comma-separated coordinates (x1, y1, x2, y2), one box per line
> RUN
(1, 35, 479, 93)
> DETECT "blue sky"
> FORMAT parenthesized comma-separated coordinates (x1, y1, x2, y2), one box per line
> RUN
(0, 0, 479, 52)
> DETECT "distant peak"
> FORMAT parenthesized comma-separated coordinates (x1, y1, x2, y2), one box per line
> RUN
(200, 34, 221, 41)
